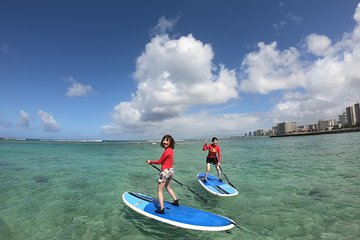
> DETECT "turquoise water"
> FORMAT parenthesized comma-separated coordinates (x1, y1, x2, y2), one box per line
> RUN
(1, 133, 359, 239)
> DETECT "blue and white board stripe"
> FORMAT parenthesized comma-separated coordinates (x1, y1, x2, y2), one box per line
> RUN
(122, 191, 236, 231)
(197, 172, 238, 197)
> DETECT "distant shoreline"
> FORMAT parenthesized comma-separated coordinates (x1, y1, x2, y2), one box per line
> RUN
(269, 127, 360, 138)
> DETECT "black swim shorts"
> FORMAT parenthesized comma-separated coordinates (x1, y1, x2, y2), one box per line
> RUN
(206, 157, 218, 165)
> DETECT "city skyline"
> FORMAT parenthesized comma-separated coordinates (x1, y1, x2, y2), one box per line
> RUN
(249, 100, 360, 136)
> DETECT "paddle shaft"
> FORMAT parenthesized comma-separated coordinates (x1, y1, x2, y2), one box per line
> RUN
(219, 165, 236, 188)
(149, 164, 207, 203)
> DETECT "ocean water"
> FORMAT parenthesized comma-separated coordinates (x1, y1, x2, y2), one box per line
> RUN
(0, 133, 359, 240)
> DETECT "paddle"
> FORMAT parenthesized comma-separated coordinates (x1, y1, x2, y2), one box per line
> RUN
(219, 165, 236, 189)
(149, 164, 207, 203)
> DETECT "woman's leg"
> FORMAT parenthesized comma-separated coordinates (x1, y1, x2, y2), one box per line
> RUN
(165, 180, 177, 201)
(205, 162, 211, 180)
(157, 182, 165, 210)
(216, 164, 221, 180)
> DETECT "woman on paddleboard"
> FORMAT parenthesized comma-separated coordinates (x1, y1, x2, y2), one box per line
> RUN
(146, 135, 179, 214)
(202, 137, 222, 183)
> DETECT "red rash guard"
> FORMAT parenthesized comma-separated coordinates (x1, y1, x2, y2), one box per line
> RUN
(203, 144, 221, 163)
(150, 147, 174, 170)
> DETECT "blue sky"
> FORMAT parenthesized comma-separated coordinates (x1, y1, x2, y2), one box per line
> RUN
(1, 0, 360, 140)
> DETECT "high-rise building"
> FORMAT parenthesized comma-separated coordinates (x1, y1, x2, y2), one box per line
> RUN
(339, 113, 347, 126)
(346, 106, 356, 126)
(355, 102, 360, 125)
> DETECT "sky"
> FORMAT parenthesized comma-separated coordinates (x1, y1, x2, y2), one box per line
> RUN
(1, 0, 360, 140)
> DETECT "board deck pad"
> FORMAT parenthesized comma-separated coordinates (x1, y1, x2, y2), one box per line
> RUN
(197, 172, 238, 197)
(122, 191, 236, 231)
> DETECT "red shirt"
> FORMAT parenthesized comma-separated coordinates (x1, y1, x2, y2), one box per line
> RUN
(150, 147, 174, 170)
(203, 144, 221, 163)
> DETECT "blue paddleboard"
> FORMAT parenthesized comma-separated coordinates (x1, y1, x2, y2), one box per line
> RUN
(197, 172, 238, 197)
(122, 191, 236, 231)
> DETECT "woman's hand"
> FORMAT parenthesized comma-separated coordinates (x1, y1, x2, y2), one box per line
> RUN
(146, 160, 151, 164)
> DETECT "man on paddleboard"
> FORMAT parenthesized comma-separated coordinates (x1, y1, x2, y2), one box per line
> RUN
(202, 137, 222, 183)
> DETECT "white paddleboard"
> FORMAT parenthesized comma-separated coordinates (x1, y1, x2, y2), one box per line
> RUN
(197, 172, 238, 197)
(122, 191, 236, 231)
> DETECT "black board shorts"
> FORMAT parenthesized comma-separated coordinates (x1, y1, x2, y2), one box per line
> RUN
(206, 157, 218, 165)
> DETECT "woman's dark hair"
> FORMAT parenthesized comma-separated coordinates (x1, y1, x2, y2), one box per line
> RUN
(211, 137, 218, 142)
(161, 135, 175, 149)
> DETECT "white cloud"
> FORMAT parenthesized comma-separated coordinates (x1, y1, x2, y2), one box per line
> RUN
(18, 110, 29, 128)
(65, 76, 93, 97)
(38, 110, 60, 132)
(103, 34, 239, 137)
(265, 3, 360, 125)
(240, 3, 360, 127)
(151, 15, 181, 35)
(239, 41, 306, 94)
(273, 12, 302, 30)
(286, 12, 303, 24)
(306, 34, 334, 56)
(355, 3, 360, 23)
(103, 111, 258, 139)
(273, 21, 287, 29)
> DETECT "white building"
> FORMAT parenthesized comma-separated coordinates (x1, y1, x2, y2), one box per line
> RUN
(308, 123, 319, 132)
(277, 121, 297, 135)
(318, 120, 331, 131)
